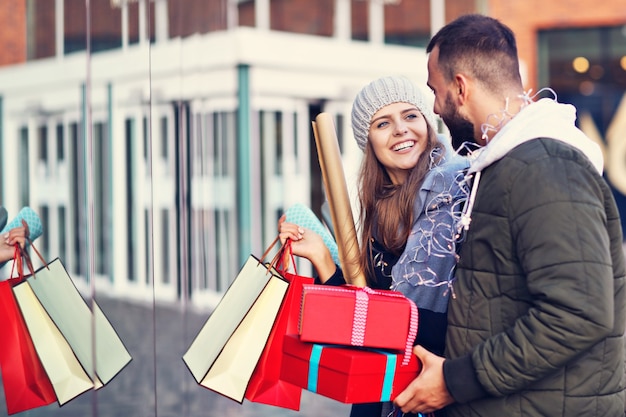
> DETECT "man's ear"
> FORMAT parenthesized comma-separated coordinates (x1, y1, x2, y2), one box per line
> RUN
(454, 74, 470, 104)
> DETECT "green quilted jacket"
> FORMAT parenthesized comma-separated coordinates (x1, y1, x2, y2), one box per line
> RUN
(443, 138, 626, 417)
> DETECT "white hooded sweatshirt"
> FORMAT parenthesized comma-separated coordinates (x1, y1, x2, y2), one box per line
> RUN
(460, 98, 604, 231)
(469, 98, 603, 175)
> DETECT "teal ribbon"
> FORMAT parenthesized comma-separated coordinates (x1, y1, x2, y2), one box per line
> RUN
(307, 345, 323, 392)
(378, 351, 396, 401)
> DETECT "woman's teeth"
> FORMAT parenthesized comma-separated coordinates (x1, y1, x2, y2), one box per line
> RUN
(393, 141, 414, 151)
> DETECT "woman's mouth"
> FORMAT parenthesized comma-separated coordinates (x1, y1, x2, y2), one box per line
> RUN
(392, 140, 415, 151)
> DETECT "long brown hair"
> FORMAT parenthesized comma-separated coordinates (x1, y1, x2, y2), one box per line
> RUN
(357, 121, 444, 285)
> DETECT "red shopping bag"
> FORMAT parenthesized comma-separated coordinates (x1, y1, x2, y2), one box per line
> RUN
(245, 241, 314, 410)
(0, 270, 57, 414)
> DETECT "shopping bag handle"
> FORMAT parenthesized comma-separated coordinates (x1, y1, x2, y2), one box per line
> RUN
(10, 244, 24, 281)
(10, 243, 36, 282)
(22, 219, 50, 274)
(8, 219, 48, 281)
(256, 235, 283, 276)
(257, 236, 297, 275)
(259, 235, 281, 264)
(19, 219, 48, 272)
(270, 239, 297, 275)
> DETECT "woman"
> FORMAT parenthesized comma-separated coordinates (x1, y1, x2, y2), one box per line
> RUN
(279, 76, 468, 417)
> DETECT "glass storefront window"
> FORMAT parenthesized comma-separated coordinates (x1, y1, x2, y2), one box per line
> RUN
(539, 24, 626, 235)
(539, 25, 626, 136)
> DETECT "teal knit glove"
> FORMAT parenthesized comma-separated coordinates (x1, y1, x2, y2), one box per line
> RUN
(285, 203, 340, 266)
(1, 207, 43, 242)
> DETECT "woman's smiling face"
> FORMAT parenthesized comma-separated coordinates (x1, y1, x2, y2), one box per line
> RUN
(368, 102, 429, 184)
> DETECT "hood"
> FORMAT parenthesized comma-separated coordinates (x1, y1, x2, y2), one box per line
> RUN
(468, 98, 604, 175)
(457, 98, 604, 237)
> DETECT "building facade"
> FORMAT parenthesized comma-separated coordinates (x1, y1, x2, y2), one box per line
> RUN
(0, 0, 462, 306)
(0, 0, 624, 308)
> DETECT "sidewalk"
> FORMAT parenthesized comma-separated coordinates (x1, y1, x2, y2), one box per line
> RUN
(0, 295, 350, 417)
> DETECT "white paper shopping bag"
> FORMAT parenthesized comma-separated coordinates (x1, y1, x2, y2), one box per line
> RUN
(26, 258, 132, 385)
(13, 282, 93, 406)
(199, 274, 288, 401)
(183, 253, 288, 402)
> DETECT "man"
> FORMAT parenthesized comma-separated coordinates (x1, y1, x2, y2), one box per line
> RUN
(393, 14, 626, 417)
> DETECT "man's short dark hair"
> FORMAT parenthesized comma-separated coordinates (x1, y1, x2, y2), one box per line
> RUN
(427, 14, 522, 93)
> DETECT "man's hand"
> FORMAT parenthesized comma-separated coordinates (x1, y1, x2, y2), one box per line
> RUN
(393, 345, 455, 414)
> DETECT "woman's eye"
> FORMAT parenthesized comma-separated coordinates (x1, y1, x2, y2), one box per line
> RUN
(376, 121, 389, 129)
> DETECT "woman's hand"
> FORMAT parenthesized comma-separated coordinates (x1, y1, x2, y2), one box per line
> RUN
(278, 214, 325, 260)
(278, 214, 336, 282)
(0, 226, 27, 263)
(278, 214, 303, 245)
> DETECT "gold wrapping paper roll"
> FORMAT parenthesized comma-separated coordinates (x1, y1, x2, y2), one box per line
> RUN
(312, 113, 367, 287)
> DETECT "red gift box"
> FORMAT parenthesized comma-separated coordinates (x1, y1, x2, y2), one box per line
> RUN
(280, 334, 421, 404)
(299, 285, 417, 363)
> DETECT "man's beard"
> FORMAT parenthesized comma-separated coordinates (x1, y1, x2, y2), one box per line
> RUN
(442, 93, 475, 154)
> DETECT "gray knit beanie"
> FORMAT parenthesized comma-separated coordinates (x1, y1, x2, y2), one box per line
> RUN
(351, 76, 437, 152)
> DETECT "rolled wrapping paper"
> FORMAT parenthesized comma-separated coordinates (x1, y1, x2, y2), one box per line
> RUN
(285, 203, 340, 266)
(312, 113, 366, 287)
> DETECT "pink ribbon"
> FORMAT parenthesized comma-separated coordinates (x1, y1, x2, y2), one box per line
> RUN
(351, 289, 369, 346)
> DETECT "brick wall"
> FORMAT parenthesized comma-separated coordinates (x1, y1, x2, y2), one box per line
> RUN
(3, 0, 625, 74)
(271, 0, 334, 36)
(34, 0, 55, 59)
(488, 0, 626, 90)
(168, 0, 228, 37)
(0, 0, 26, 65)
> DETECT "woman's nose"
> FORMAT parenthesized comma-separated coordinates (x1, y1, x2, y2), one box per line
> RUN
(393, 122, 408, 136)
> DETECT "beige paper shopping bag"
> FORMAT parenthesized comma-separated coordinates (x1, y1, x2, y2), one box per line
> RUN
(27, 258, 132, 385)
(183, 251, 288, 402)
(13, 282, 94, 406)
(199, 274, 288, 401)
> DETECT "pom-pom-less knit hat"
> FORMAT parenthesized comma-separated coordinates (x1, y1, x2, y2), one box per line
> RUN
(351, 76, 437, 152)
